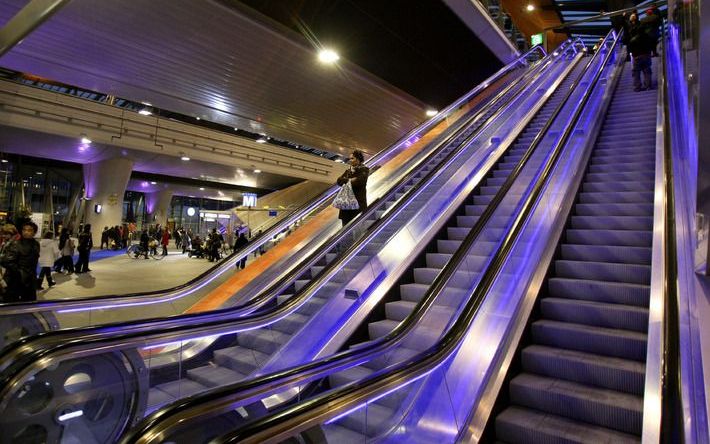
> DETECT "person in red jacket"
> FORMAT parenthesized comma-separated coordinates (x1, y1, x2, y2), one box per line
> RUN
(161, 228, 170, 256)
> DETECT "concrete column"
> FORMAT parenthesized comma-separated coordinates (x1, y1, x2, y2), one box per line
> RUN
(144, 189, 173, 226)
(82, 157, 133, 246)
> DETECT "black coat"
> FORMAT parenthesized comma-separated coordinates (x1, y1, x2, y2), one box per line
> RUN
(0, 238, 40, 302)
(336, 165, 369, 218)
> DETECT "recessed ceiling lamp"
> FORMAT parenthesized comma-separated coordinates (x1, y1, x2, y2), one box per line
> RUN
(425, 109, 438, 117)
(150, 181, 157, 185)
(181, 154, 190, 161)
(256, 137, 267, 144)
(318, 48, 340, 64)
(80, 136, 92, 144)
(138, 108, 152, 116)
(36, 171, 43, 175)
(0, 159, 7, 163)
(199, 187, 205, 191)
(253, 169, 262, 174)
(196, 116, 201, 120)
(526, 4, 535, 11)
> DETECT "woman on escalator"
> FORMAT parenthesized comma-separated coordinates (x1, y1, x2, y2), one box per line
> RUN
(336, 149, 369, 227)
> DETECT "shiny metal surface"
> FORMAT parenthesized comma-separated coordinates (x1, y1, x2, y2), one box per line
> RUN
(204, 32, 623, 444)
(0, 0, 69, 56)
(641, 42, 667, 444)
(0, 0, 427, 156)
(117, 41, 592, 444)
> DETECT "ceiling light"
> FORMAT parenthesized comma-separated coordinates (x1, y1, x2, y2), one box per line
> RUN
(256, 137, 267, 144)
(138, 108, 152, 116)
(181, 155, 190, 161)
(234, 127, 238, 131)
(526, 4, 535, 11)
(0, 160, 7, 163)
(199, 187, 205, 191)
(425, 109, 438, 117)
(150, 181, 157, 185)
(141, 101, 152, 106)
(80, 136, 92, 144)
(253, 169, 261, 174)
(36, 171, 43, 175)
(196, 116, 201, 120)
(318, 48, 340, 64)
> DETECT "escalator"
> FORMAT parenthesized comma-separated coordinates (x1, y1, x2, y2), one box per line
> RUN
(0, 45, 582, 444)
(0, 47, 540, 350)
(321, 62, 585, 441)
(492, 61, 657, 443)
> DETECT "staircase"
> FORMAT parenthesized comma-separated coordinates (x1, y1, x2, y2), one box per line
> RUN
(494, 62, 657, 443)
(321, 62, 586, 442)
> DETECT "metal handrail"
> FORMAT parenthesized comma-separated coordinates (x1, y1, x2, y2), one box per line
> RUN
(545, 0, 667, 31)
(658, 20, 684, 444)
(208, 29, 622, 444)
(0, 43, 569, 398)
(117, 35, 609, 444)
(0, 45, 546, 316)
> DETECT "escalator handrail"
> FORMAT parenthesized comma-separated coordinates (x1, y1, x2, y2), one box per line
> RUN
(0, 45, 548, 315)
(117, 40, 604, 444)
(0, 44, 566, 390)
(204, 30, 624, 444)
(658, 21, 684, 444)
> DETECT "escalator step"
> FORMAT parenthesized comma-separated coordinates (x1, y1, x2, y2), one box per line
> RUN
(187, 364, 246, 387)
(540, 297, 649, 332)
(554, 260, 650, 285)
(547, 278, 649, 307)
(565, 229, 651, 247)
(577, 191, 653, 204)
(569, 215, 652, 231)
(560, 244, 651, 265)
(508, 373, 642, 435)
(573, 203, 653, 217)
(495, 406, 640, 444)
(521, 345, 645, 395)
(531, 320, 647, 361)
(214, 346, 270, 374)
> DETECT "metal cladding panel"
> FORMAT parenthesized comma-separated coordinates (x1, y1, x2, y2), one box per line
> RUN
(0, 0, 427, 156)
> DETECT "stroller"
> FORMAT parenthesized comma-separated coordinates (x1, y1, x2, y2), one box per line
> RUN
(187, 237, 205, 258)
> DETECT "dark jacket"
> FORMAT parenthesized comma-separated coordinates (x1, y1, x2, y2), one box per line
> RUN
(78, 231, 93, 252)
(234, 234, 249, 251)
(0, 238, 40, 301)
(336, 165, 369, 212)
(627, 20, 654, 56)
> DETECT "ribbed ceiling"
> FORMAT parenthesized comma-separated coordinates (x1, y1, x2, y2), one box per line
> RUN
(0, 0, 428, 157)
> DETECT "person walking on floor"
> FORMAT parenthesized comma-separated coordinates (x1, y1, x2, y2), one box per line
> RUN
(37, 231, 60, 289)
(100, 226, 109, 249)
(75, 224, 93, 273)
(233, 232, 249, 269)
(161, 228, 170, 256)
(0, 221, 40, 302)
(57, 228, 75, 274)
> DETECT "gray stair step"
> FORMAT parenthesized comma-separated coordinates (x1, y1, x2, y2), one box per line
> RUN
(153, 379, 207, 401)
(336, 402, 395, 437)
(565, 229, 651, 247)
(569, 215, 652, 231)
(540, 297, 649, 332)
(554, 260, 651, 285)
(495, 406, 640, 444)
(214, 346, 271, 374)
(587, 163, 654, 174)
(548, 278, 649, 307)
(385, 300, 417, 321)
(400, 283, 469, 307)
(560, 244, 651, 265)
(531, 320, 647, 361)
(187, 364, 246, 387)
(272, 312, 310, 334)
(509, 373, 642, 435)
(574, 203, 653, 217)
(577, 191, 653, 204)
(237, 329, 291, 354)
(521, 344, 645, 395)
